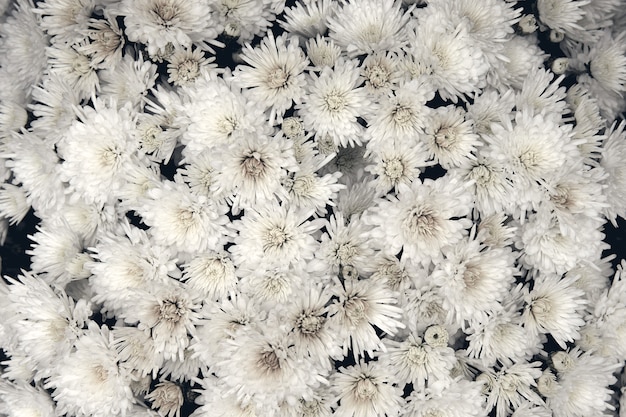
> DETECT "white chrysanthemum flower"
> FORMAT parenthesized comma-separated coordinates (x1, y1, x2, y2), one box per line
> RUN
(601, 120, 626, 225)
(0, 380, 56, 417)
(409, 15, 489, 102)
(521, 273, 586, 348)
(136, 113, 178, 164)
(328, 0, 410, 58)
(239, 263, 305, 309)
(466, 306, 537, 368)
(364, 176, 473, 265)
(121, 283, 201, 362)
(89, 220, 181, 314)
(478, 361, 544, 417)
(486, 110, 576, 214)
(431, 233, 517, 327)
(46, 42, 99, 99)
(2, 271, 91, 381)
(34, 0, 94, 44)
(234, 32, 309, 123)
(310, 212, 374, 277)
(285, 157, 345, 216)
(423, 105, 482, 169)
(99, 53, 158, 110)
(369, 254, 423, 294)
(191, 375, 259, 417)
(544, 348, 621, 417)
(365, 79, 434, 148)
(214, 133, 298, 209)
(492, 36, 547, 91)
(230, 202, 322, 270)
(305, 35, 343, 69)
(0, 0, 49, 103)
(181, 252, 237, 301)
(287, 285, 341, 366)
(180, 75, 271, 154)
(78, 11, 125, 69)
(536, 0, 590, 34)
(280, 0, 336, 39)
(587, 31, 626, 94)
(138, 179, 232, 255)
(190, 293, 263, 368)
(476, 212, 517, 249)
(209, 0, 274, 44)
(360, 52, 403, 98)
(112, 326, 163, 379)
(145, 381, 184, 417)
(405, 378, 487, 417)
(215, 326, 326, 415)
(28, 221, 91, 288)
(120, 0, 219, 56)
(29, 73, 82, 146)
(46, 322, 135, 417)
(57, 98, 139, 206)
(515, 68, 568, 119)
(0, 183, 30, 226)
(167, 46, 215, 87)
(298, 58, 371, 148)
(0, 101, 28, 139)
(379, 331, 456, 389)
(517, 211, 606, 275)
(331, 361, 404, 417)
(365, 139, 428, 196)
(328, 277, 404, 358)
(466, 88, 515, 137)
(5, 130, 65, 214)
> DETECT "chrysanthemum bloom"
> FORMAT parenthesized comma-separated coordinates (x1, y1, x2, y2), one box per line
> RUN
(33, 0, 95, 44)
(57, 98, 139, 206)
(238, 263, 306, 309)
(46, 322, 136, 417)
(379, 330, 456, 389)
(365, 79, 434, 149)
(234, 32, 309, 124)
(331, 361, 404, 417)
(601, 120, 626, 225)
(0, 380, 56, 417)
(167, 46, 215, 87)
(213, 133, 298, 209)
(360, 52, 403, 98)
(181, 252, 237, 301)
(328, 277, 404, 358)
(180, 75, 272, 154)
(4, 130, 65, 214)
(121, 282, 201, 362)
(0, 0, 49, 103)
(491, 36, 547, 91)
(327, 0, 410, 58)
(112, 326, 163, 379)
(138, 179, 232, 255)
(0, 183, 30, 226)
(215, 325, 326, 416)
(587, 30, 626, 94)
(1, 271, 91, 382)
(431, 232, 517, 328)
(298, 58, 371, 148)
(536, 0, 589, 37)
(305, 35, 343, 69)
(404, 378, 487, 417)
(514, 68, 568, 119)
(78, 11, 125, 69)
(311, 212, 375, 277)
(280, 0, 336, 39)
(364, 175, 473, 265)
(230, 202, 323, 271)
(145, 381, 184, 417)
(99, 53, 158, 110)
(408, 13, 489, 102)
(27, 220, 91, 288)
(423, 105, 482, 169)
(119, 0, 220, 56)
(478, 361, 544, 417)
(521, 273, 586, 349)
(543, 348, 621, 417)
(46, 42, 100, 99)
(486, 110, 578, 216)
(365, 140, 428, 196)
(209, 0, 276, 45)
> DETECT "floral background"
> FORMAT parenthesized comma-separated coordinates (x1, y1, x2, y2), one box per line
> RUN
(1, 0, 626, 417)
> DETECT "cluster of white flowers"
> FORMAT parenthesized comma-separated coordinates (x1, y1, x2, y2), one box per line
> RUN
(1, 0, 626, 416)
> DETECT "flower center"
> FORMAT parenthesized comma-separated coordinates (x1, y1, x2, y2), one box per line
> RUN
(383, 158, 404, 180)
(258, 349, 281, 373)
(242, 153, 266, 178)
(365, 64, 390, 89)
(469, 164, 492, 186)
(324, 90, 346, 112)
(160, 298, 185, 324)
(153, 3, 180, 27)
(392, 104, 414, 126)
(406, 345, 427, 365)
(267, 68, 289, 89)
(404, 206, 439, 238)
(355, 378, 377, 400)
(297, 312, 324, 334)
(344, 296, 367, 325)
(435, 127, 457, 149)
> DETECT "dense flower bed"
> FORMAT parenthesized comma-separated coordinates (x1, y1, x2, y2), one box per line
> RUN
(1, 0, 626, 416)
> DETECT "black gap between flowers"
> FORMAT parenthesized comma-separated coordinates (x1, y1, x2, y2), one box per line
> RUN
(603, 215, 626, 272)
(419, 164, 446, 180)
(125, 211, 149, 231)
(0, 208, 38, 280)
